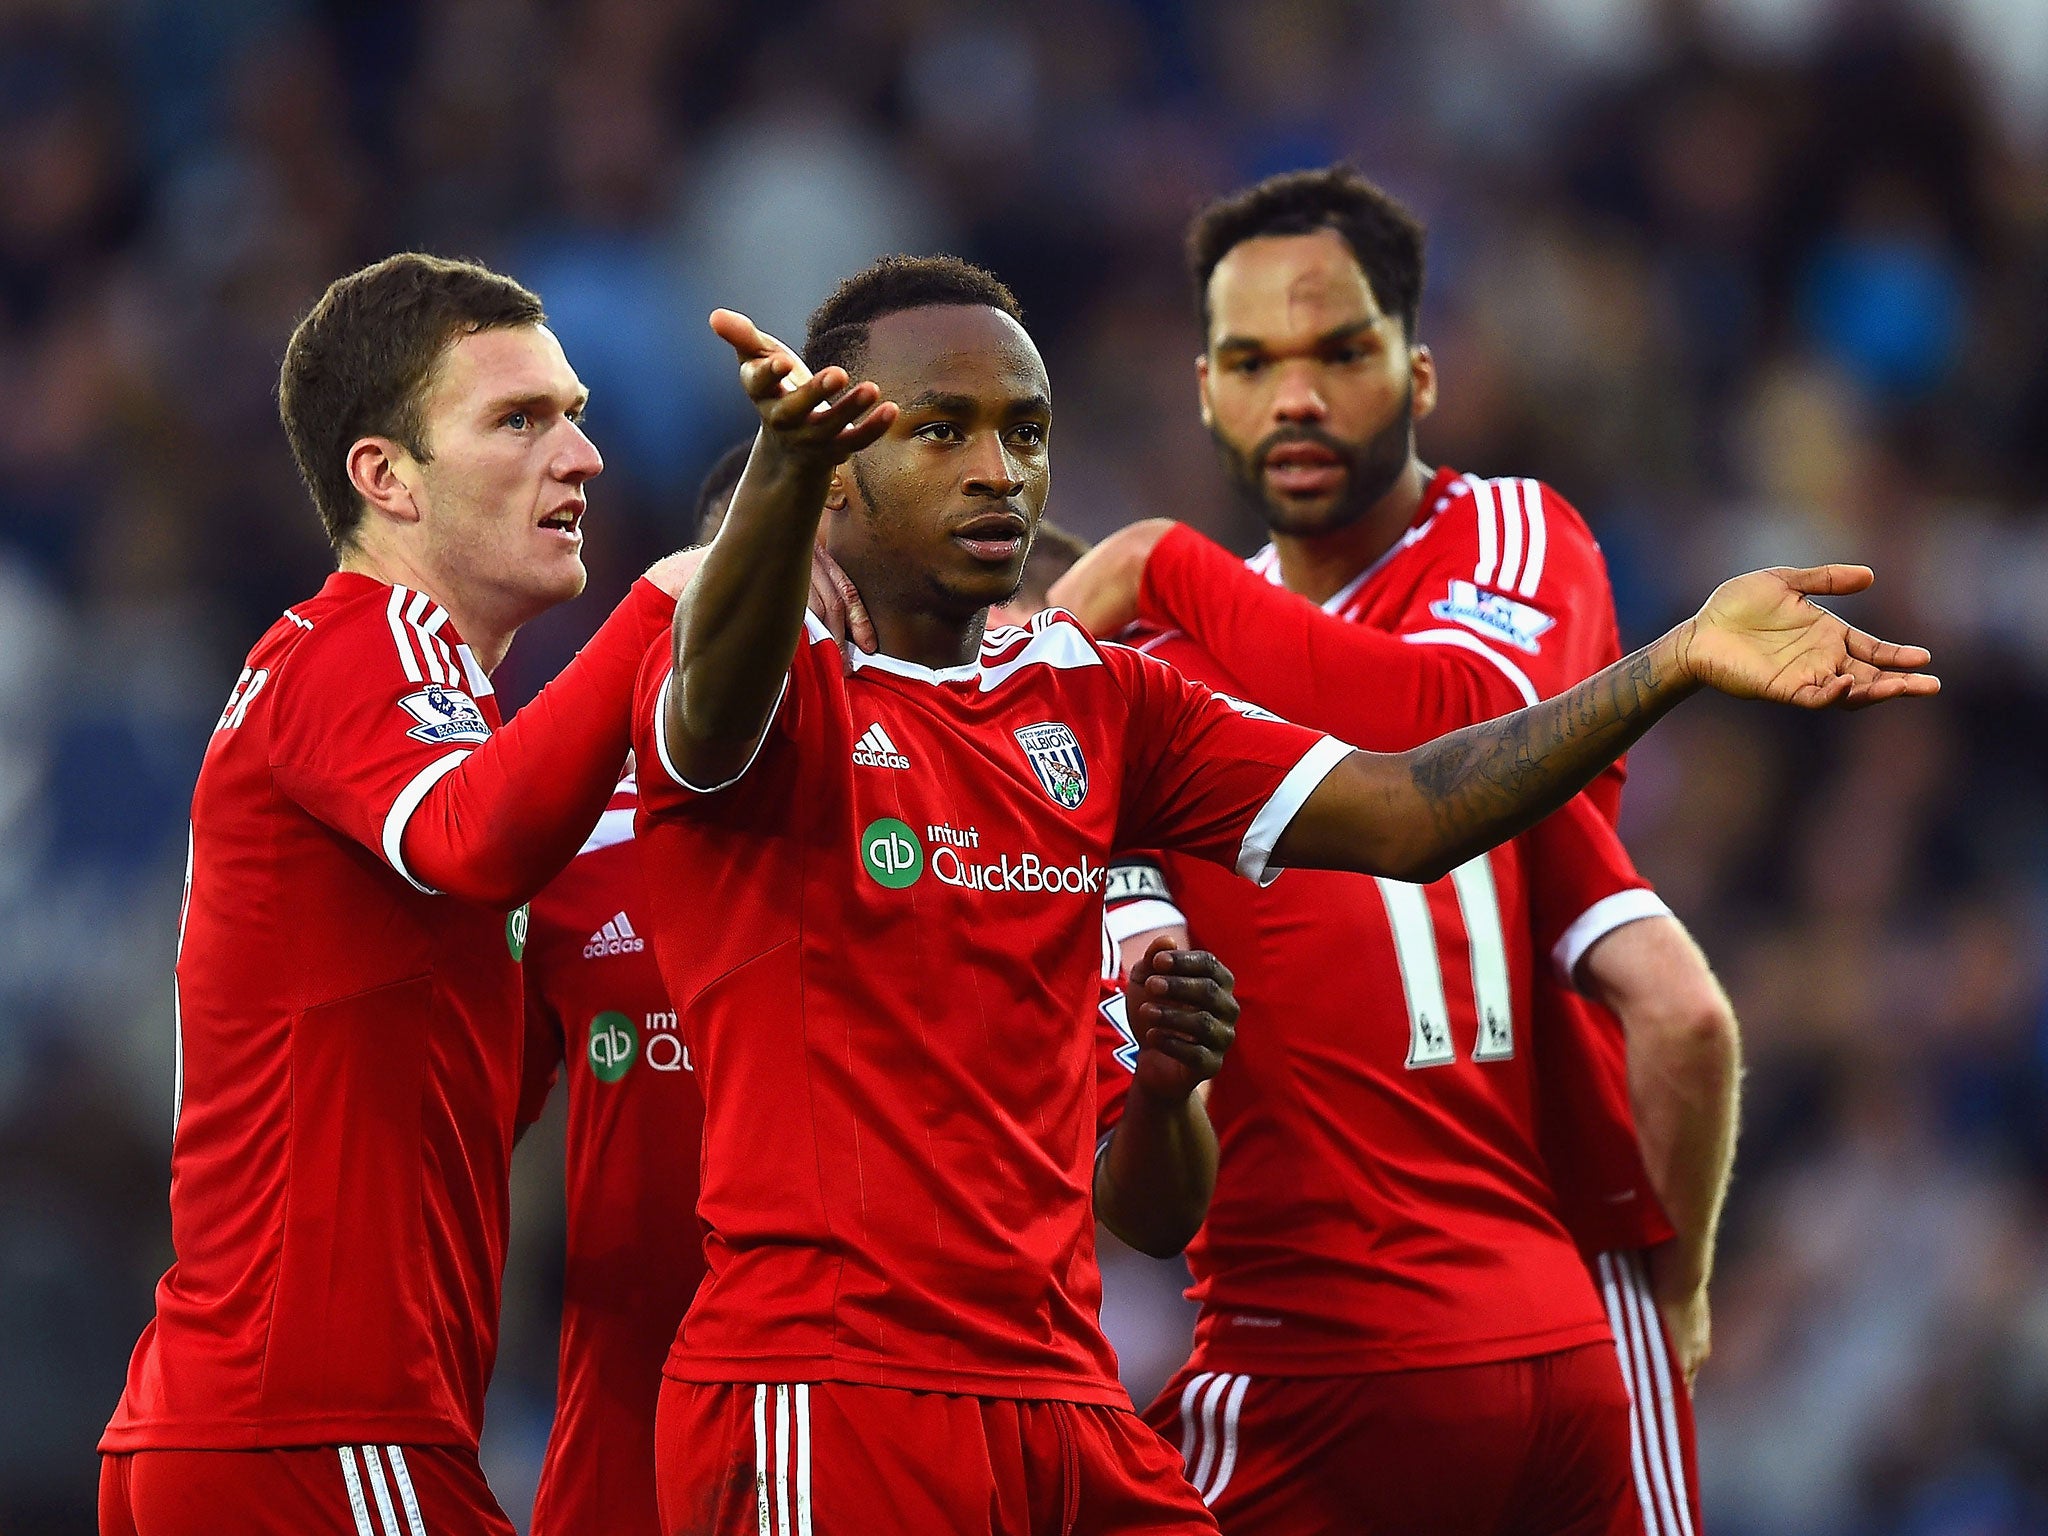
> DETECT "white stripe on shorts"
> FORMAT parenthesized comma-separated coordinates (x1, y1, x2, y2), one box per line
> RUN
(1623, 1252, 1697, 1536)
(794, 1383, 814, 1536)
(750, 1383, 813, 1536)
(1201, 1375, 1252, 1505)
(1600, 1251, 1695, 1536)
(385, 1448, 429, 1536)
(338, 1448, 377, 1536)
(753, 1385, 772, 1535)
(1188, 1372, 1231, 1493)
(1177, 1370, 1215, 1475)
(774, 1386, 792, 1536)
(359, 1446, 402, 1536)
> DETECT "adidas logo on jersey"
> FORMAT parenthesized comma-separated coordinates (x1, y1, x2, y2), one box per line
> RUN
(852, 723, 910, 769)
(583, 912, 645, 959)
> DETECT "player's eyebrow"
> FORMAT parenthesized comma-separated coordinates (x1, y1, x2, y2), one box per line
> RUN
(483, 387, 590, 419)
(1214, 318, 1382, 354)
(898, 388, 1051, 420)
(898, 389, 982, 415)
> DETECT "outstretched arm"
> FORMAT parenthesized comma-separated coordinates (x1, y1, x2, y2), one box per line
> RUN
(663, 311, 895, 787)
(1094, 939, 1238, 1258)
(1276, 564, 1937, 883)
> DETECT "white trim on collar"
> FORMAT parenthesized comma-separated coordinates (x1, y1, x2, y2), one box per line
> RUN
(1246, 478, 1460, 613)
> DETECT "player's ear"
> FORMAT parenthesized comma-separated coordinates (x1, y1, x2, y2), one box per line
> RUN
(1410, 344, 1437, 422)
(1195, 353, 1215, 430)
(824, 466, 851, 515)
(347, 436, 424, 526)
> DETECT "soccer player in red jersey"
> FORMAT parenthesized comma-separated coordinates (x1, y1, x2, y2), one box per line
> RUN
(630, 250, 1928, 1532)
(1051, 167, 1743, 1533)
(96, 255, 696, 1536)
(515, 496, 1236, 1536)
(517, 767, 1243, 1536)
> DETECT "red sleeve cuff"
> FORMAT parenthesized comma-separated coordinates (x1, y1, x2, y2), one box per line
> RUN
(1135, 522, 1232, 633)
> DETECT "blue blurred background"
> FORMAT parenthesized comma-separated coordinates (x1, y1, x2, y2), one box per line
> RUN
(2, 1, 2046, 1532)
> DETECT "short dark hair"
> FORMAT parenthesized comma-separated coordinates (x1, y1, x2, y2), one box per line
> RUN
(693, 438, 754, 543)
(1019, 520, 1090, 609)
(802, 254, 1024, 378)
(279, 253, 546, 553)
(1186, 165, 1426, 341)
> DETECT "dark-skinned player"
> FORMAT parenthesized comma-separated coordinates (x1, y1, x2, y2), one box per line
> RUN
(516, 464, 1236, 1536)
(1055, 167, 1739, 1535)
(633, 254, 1932, 1534)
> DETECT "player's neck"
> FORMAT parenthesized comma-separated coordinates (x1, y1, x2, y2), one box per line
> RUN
(337, 546, 517, 675)
(1268, 459, 1431, 606)
(869, 602, 988, 672)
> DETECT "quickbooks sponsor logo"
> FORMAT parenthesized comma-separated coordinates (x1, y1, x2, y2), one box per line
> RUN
(931, 847, 1108, 895)
(588, 1011, 636, 1083)
(862, 818, 1104, 897)
(861, 818, 924, 888)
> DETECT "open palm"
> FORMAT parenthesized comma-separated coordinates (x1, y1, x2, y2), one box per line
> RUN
(1684, 565, 1938, 709)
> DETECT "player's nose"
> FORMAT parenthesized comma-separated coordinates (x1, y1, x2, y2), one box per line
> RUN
(557, 417, 604, 483)
(1270, 360, 1329, 423)
(962, 433, 1025, 497)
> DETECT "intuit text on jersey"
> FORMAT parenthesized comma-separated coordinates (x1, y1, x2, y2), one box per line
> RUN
(933, 847, 1109, 895)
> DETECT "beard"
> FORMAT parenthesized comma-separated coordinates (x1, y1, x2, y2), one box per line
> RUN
(1212, 382, 1415, 538)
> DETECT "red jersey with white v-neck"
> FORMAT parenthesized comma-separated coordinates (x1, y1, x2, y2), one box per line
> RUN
(1133, 468, 1673, 1257)
(104, 575, 522, 1451)
(631, 608, 1341, 1405)
(1111, 468, 1669, 1375)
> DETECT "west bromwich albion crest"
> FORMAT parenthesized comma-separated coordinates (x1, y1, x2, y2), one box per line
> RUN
(1015, 721, 1089, 809)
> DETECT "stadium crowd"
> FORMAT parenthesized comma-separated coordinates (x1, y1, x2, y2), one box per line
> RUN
(1, 1, 2045, 1533)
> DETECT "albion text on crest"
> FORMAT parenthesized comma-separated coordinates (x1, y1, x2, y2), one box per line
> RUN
(1015, 721, 1089, 809)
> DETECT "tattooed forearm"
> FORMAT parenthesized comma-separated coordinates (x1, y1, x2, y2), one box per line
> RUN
(1400, 633, 1695, 877)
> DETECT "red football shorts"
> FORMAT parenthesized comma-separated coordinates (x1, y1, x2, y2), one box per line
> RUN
(99, 1444, 514, 1536)
(655, 1378, 1218, 1535)
(1595, 1249, 1704, 1536)
(1143, 1342, 1640, 1536)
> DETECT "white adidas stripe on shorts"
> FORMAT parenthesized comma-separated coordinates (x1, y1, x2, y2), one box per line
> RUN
(337, 1446, 429, 1536)
(1175, 1370, 1252, 1507)
(753, 1382, 814, 1536)
(1598, 1249, 1698, 1536)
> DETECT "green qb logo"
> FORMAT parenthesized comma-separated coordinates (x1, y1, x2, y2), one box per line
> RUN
(861, 818, 923, 889)
(506, 903, 530, 961)
(588, 1011, 637, 1084)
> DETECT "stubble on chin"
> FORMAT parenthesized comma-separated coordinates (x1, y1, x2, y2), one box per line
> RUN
(1212, 400, 1414, 540)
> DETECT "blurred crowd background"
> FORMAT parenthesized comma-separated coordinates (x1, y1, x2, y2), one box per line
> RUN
(2, 0, 2045, 1531)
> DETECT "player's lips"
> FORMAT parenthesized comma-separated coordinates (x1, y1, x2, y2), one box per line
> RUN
(950, 511, 1028, 563)
(1261, 441, 1347, 498)
(538, 499, 586, 543)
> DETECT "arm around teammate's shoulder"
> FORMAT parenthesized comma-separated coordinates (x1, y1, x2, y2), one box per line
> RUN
(400, 577, 677, 907)
(268, 576, 675, 910)
(664, 312, 894, 790)
(1057, 522, 1536, 748)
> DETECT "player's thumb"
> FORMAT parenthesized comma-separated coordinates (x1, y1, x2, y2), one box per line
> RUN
(1780, 562, 1874, 598)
